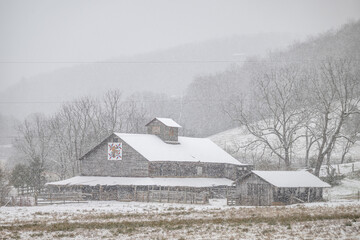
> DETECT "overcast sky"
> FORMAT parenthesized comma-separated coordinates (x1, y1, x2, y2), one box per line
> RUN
(0, 0, 359, 89)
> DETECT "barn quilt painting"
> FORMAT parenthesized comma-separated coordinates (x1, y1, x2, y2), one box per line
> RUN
(108, 143, 122, 160)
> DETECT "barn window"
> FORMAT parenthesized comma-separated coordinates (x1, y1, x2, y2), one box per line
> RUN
(197, 166, 203, 175)
(152, 126, 160, 134)
(113, 137, 119, 142)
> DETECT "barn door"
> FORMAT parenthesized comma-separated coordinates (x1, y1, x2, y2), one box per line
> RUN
(258, 185, 268, 206)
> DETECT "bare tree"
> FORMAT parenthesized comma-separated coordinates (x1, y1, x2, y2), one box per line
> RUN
(50, 97, 101, 177)
(14, 113, 52, 192)
(338, 112, 360, 163)
(307, 58, 360, 176)
(0, 166, 11, 205)
(226, 62, 307, 169)
(102, 89, 124, 133)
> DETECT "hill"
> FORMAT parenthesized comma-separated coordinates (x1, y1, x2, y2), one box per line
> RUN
(210, 125, 360, 165)
(210, 21, 360, 166)
(0, 33, 297, 119)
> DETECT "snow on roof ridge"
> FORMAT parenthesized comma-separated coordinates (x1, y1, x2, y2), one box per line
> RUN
(252, 170, 331, 188)
(148, 117, 182, 128)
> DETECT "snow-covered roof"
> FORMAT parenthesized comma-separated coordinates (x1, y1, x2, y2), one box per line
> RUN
(252, 171, 331, 188)
(46, 176, 234, 187)
(115, 133, 243, 165)
(146, 118, 182, 128)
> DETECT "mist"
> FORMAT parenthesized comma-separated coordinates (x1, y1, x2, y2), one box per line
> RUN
(1, 0, 359, 90)
(1, 2, 360, 237)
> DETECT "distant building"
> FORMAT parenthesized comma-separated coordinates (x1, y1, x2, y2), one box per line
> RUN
(47, 118, 251, 203)
(229, 171, 331, 206)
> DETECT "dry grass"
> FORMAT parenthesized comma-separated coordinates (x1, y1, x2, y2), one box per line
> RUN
(1, 203, 360, 239)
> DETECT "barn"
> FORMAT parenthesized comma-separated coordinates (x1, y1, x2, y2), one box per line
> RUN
(47, 118, 252, 203)
(229, 171, 331, 206)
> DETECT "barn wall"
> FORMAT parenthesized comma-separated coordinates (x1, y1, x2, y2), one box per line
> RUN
(273, 187, 324, 203)
(147, 119, 179, 142)
(235, 174, 273, 206)
(234, 173, 327, 206)
(80, 134, 149, 177)
(149, 162, 248, 180)
(225, 164, 252, 180)
(48, 185, 229, 204)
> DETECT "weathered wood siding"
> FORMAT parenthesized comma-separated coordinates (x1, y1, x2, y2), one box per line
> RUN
(80, 134, 149, 177)
(235, 174, 274, 206)
(149, 162, 250, 180)
(234, 173, 326, 206)
(48, 185, 232, 204)
(273, 187, 324, 203)
(146, 119, 179, 142)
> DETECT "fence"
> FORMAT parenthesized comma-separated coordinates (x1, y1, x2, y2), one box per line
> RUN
(36, 192, 88, 205)
(90, 188, 209, 204)
(2, 196, 35, 206)
(325, 190, 360, 202)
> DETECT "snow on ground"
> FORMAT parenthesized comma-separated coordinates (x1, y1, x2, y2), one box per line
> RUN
(1, 199, 359, 223)
(210, 126, 360, 165)
(0, 199, 229, 223)
(1, 200, 360, 239)
(319, 161, 360, 177)
(326, 178, 360, 201)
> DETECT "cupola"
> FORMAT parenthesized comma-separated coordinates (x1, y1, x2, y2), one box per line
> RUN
(145, 117, 181, 144)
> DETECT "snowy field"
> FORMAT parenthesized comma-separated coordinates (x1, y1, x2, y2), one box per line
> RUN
(1, 200, 360, 239)
(210, 126, 360, 165)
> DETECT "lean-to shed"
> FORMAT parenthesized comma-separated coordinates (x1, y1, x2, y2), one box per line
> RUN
(231, 171, 331, 206)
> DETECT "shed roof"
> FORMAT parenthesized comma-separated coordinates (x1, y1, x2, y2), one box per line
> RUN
(252, 171, 331, 188)
(115, 133, 244, 165)
(46, 176, 234, 187)
(146, 118, 182, 128)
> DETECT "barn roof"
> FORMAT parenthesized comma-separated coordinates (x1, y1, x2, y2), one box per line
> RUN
(115, 133, 244, 165)
(146, 117, 182, 128)
(252, 171, 331, 188)
(46, 176, 234, 187)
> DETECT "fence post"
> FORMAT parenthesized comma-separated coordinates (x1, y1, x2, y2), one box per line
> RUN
(167, 187, 170, 203)
(159, 186, 162, 203)
(147, 186, 149, 202)
(307, 188, 310, 203)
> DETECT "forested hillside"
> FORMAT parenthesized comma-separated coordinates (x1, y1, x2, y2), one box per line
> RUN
(0, 33, 296, 119)
(209, 21, 360, 174)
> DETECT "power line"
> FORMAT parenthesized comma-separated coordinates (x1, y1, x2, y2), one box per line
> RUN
(0, 59, 359, 64)
(0, 98, 232, 104)
(0, 60, 244, 64)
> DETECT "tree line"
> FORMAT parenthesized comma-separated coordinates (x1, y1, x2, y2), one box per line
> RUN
(224, 57, 360, 176)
